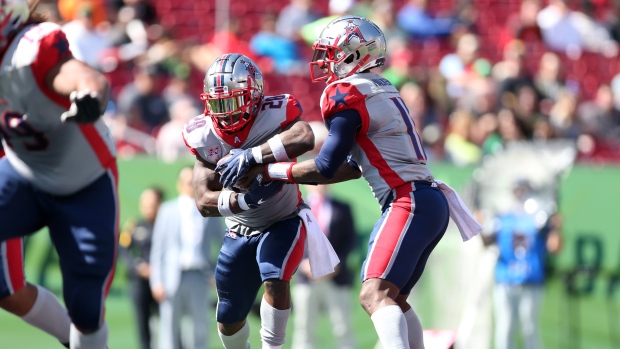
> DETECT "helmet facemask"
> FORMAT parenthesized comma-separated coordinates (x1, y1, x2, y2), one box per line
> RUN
(310, 38, 344, 84)
(200, 76, 261, 133)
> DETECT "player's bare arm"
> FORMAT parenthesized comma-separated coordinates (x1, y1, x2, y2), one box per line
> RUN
(257, 117, 315, 163)
(47, 57, 110, 123)
(216, 117, 314, 188)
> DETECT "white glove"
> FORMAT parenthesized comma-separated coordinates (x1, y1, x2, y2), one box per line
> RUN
(61, 90, 103, 123)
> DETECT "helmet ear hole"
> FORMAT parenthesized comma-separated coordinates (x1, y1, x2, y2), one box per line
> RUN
(344, 54, 354, 64)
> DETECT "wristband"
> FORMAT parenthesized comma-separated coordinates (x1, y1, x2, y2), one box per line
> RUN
(251, 146, 263, 164)
(267, 134, 291, 162)
(237, 193, 250, 211)
(217, 190, 234, 216)
(265, 163, 295, 183)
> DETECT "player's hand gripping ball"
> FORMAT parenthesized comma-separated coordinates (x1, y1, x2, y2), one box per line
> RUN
(215, 148, 257, 189)
(217, 151, 250, 192)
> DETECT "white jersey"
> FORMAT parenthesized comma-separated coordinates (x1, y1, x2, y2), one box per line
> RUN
(183, 94, 303, 235)
(320, 72, 434, 208)
(0, 23, 116, 196)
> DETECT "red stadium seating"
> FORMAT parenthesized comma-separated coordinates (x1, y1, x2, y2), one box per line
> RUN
(141, 0, 620, 117)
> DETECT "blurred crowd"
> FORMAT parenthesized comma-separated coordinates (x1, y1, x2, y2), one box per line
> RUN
(39, 0, 620, 164)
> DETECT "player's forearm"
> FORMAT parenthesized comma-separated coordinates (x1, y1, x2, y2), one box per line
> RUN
(266, 158, 361, 184)
(195, 189, 246, 217)
(256, 120, 315, 163)
(51, 58, 110, 109)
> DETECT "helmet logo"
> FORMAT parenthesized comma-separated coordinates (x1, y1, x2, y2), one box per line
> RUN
(240, 59, 257, 79)
(344, 20, 366, 46)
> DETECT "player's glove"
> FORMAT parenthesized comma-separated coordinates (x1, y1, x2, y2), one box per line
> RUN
(237, 175, 284, 210)
(216, 148, 258, 189)
(61, 90, 103, 124)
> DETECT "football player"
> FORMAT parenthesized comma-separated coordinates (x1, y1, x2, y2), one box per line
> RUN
(183, 52, 358, 349)
(0, 1, 116, 348)
(222, 16, 481, 349)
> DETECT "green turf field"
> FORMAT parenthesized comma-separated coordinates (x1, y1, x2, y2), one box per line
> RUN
(2, 157, 619, 348)
(0, 274, 616, 349)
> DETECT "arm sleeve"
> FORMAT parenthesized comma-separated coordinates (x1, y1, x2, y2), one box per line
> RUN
(314, 109, 362, 178)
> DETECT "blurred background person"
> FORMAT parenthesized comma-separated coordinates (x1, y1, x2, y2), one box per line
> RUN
(291, 184, 358, 349)
(275, 0, 320, 42)
(396, 0, 457, 40)
(483, 179, 563, 349)
(149, 167, 222, 349)
(61, 0, 111, 69)
(119, 187, 165, 349)
(156, 98, 200, 164)
(250, 11, 306, 75)
(116, 63, 169, 134)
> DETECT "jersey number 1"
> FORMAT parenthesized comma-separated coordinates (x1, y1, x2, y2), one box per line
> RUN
(390, 97, 427, 161)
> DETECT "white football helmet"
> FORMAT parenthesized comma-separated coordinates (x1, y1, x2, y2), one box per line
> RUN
(310, 15, 386, 83)
(0, 0, 30, 51)
(200, 53, 264, 133)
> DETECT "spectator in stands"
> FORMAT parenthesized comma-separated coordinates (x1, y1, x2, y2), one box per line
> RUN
(484, 179, 562, 349)
(504, 84, 540, 138)
(493, 40, 538, 103)
(497, 108, 529, 144)
(533, 52, 565, 104)
(116, 63, 170, 133)
(457, 77, 498, 117)
(250, 12, 305, 75)
(498, 0, 543, 52)
(475, 112, 501, 155)
(439, 33, 492, 100)
(189, 18, 257, 73)
(111, 0, 158, 25)
(275, 0, 320, 41)
(382, 43, 416, 89)
(396, 0, 457, 40)
(103, 1, 157, 65)
(300, 0, 355, 46)
(156, 98, 200, 164)
(537, 0, 617, 57)
(607, 2, 620, 44)
(368, 0, 408, 47)
(479, 108, 530, 157)
(548, 90, 581, 139)
(119, 187, 165, 349)
(537, 0, 583, 56)
(532, 115, 557, 141)
(61, 0, 111, 69)
(444, 110, 482, 166)
(578, 84, 620, 141)
(576, 1, 618, 57)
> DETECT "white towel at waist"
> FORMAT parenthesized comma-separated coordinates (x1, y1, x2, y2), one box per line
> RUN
(298, 208, 340, 278)
(435, 180, 483, 241)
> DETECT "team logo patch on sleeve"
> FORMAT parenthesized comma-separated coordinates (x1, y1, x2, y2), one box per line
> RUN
(207, 146, 221, 162)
